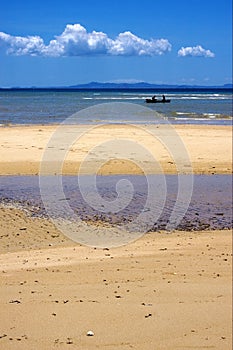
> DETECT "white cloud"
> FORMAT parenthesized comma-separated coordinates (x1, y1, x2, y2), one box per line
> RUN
(0, 24, 172, 57)
(178, 45, 215, 58)
(108, 31, 171, 56)
(0, 32, 45, 56)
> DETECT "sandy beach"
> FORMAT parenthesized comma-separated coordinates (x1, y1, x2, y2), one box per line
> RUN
(1, 0, 232, 346)
(0, 124, 232, 175)
(0, 206, 232, 350)
(0, 124, 232, 349)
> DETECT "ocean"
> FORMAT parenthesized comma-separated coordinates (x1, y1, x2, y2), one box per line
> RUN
(0, 88, 232, 125)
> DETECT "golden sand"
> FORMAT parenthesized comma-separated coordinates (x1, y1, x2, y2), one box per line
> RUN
(0, 124, 231, 175)
(0, 124, 232, 349)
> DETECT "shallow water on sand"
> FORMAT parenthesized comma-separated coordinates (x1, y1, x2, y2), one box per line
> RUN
(0, 175, 232, 231)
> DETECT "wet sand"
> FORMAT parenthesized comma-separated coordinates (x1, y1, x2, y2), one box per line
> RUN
(0, 175, 232, 231)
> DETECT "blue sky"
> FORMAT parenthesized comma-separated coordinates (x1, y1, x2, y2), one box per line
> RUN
(0, 0, 232, 87)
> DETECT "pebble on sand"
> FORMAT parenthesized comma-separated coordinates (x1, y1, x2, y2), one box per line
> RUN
(86, 330, 94, 336)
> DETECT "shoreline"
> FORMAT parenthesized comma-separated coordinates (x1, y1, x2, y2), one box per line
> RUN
(0, 124, 232, 175)
(1, 204, 231, 254)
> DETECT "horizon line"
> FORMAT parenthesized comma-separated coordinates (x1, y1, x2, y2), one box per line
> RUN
(0, 81, 232, 90)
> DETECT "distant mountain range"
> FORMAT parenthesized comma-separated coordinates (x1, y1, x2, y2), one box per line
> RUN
(68, 81, 233, 89)
(1, 82, 232, 90)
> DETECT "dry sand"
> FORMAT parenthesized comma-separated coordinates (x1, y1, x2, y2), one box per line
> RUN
(0, 124, 232, 349)
(0, 206, 232, 350)
(0, 124, 232, 175)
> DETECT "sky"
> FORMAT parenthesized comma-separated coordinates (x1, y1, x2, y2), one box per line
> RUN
(0, 0, 232, 87)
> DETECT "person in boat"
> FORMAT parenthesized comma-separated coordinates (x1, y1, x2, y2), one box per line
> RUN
(162, 94, 166, 101)
(152, 95, 157, 101)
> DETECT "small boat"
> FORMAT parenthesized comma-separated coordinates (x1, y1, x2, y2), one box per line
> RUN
(145, 98, 171, 103)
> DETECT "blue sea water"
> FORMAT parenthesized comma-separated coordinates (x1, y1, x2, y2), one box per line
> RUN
(0, 88, 232, 125)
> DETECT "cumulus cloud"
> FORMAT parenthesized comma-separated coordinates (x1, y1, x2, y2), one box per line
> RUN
(0, 32, 45, 56)
(108, 31, 171, 56)
(0, 24, 172, 57)
(178, 45, 215, 58)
